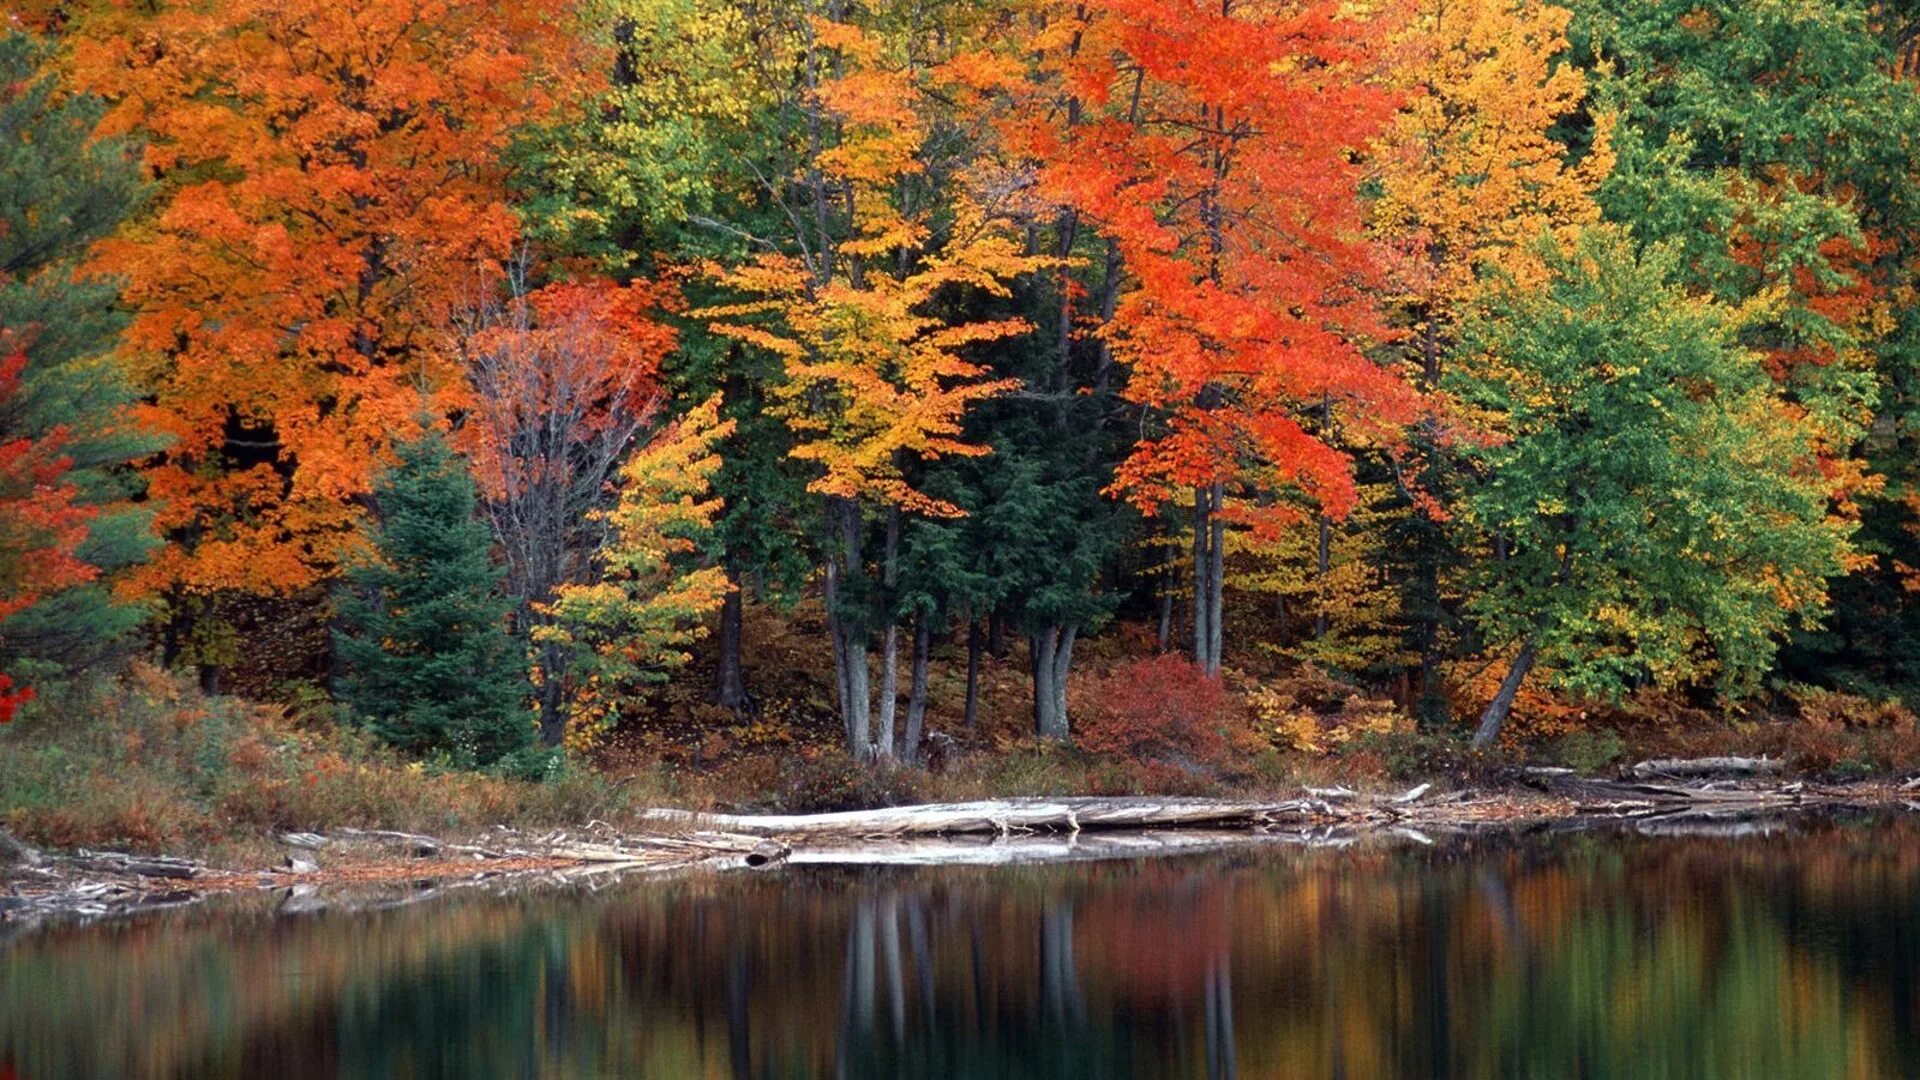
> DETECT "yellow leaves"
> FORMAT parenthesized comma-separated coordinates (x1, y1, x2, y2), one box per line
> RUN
(538, 394, 732, 715)
(1251, 682, 1406, 756)
(704, 185, 1042, 516)
(1372, 0, 1607, 313)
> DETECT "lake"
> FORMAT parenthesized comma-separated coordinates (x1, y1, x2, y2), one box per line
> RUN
(4, 813, 1919, 1078)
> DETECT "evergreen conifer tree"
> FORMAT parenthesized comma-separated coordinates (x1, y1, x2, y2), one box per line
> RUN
(335, 431, 531, 767)
(0, 31, 165, 679)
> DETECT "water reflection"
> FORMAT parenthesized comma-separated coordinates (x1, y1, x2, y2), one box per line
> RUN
(4, 815, 1920, 1078)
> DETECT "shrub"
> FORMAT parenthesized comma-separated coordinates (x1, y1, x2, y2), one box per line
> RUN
(1249, 666, 1408, 754)
(0, 664, 629, 853)
(1552, 729, 1627, 774)
(1072, 654, 1245, 770)
(775, 748, 926, 813)
(1784, 685, 1918, 730)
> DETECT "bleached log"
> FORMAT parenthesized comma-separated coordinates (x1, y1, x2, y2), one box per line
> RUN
(784, 830, 1281, 867)
(1623, 756, 1781, 780)
(638, 797, 1320, 838)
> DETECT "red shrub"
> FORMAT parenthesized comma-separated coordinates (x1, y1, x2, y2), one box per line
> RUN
(1072, 655, 1242, 769)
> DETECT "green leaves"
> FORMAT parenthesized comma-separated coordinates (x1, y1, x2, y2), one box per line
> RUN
(1455, 228, 1852, 703)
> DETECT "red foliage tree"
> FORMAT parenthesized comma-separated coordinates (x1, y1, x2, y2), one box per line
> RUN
(1014, 0, 1416, 673)
(0, 338, 98, 721)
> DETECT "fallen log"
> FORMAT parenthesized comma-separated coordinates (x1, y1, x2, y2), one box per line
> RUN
(69, 850, 202, 880)
(1623, 756, 1781, 781)
(639, 797, 1324, 838)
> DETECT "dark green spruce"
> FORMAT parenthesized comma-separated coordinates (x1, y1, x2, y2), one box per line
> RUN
(334, 431, 533, 768)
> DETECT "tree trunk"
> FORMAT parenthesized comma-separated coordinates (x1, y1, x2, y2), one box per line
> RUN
(988, 610, 1008, 660)
(537, 641, 570, 746)
(877, 622, 899, 760)
(1032, 629, 1056, 738)
(964, 618, 983, 732)
(1157, 564, 1175, 653)
(1193, 487, 1211, 671)
(875, 507, 901, 759)
(1192, 483, 1226, 674)
(825, 496, 871, 758)
(713, 573, 750, 713)
(1031, 624, 1076, 741)
(1209, 482, 1224, 670)
(1472, 639, 1536, 750)
(1053, 625, 1074, 738)
(1313, 512, 1331, 640)
(903, 616, 931, 763)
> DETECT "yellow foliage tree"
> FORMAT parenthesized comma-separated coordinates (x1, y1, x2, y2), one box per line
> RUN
(699, 11, 1044, 758)
(535, 395, 735, 749)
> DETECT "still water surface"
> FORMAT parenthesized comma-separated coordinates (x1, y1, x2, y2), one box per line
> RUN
(3, 814, 1919, 1078)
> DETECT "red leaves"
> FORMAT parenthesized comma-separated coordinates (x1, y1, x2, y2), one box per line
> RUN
(0, 342, 98, 625)
(1073, 654, 1243, 767)
(0, 675, 29, 724)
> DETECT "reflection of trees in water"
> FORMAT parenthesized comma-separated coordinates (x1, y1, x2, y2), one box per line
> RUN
(3, 819, 1920, 1077)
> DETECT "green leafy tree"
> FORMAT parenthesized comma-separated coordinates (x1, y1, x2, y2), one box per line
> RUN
(334, 430, 531, 767)
(0, 31, 164, 681)
(1457, 230, 1853, 747)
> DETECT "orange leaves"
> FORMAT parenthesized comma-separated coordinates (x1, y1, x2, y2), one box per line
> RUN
(1017, 0, 1410, 523)
(454, 274, 677, 492)
(66, 0, 579, 596)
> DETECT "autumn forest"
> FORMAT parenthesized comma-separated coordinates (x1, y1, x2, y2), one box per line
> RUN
(8, 0, 1920, 831)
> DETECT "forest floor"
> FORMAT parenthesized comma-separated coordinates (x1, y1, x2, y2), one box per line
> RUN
(6, 604, 1920, 926)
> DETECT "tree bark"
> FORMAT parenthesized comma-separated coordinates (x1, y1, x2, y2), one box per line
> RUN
(537, 640, 570, 746)
(1031, 624, 1076, 740)
(825, 495, 871, 758)
(1032, 628, 1057, 738)
(1193, 482, 1226, 674)
(1313, 513, 1331, 640)
(712, 572, 750, 713)
(963, 618, 983, 732)
(903, 616, 931, 763)
(875, 506, 902, 759)
(1209, 482, 1224, 670)
(1157, 562, 1175, 652)
(1193, 487, 1212, 671)
(1472, 639, 1536, 750)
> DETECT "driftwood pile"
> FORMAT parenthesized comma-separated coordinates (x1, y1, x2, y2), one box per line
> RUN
(0, 824, 790, 930)
(1521, 755, 1889, 816)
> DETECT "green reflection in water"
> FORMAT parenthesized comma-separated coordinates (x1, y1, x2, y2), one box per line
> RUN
(3, 814, 1918, 1078)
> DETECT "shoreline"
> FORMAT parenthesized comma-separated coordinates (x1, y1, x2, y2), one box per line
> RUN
(5, 776, 1915, 931)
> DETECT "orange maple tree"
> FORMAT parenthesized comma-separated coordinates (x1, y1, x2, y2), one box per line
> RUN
(59, 0, 579, 602)
(1014, 0, 1415, 672)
